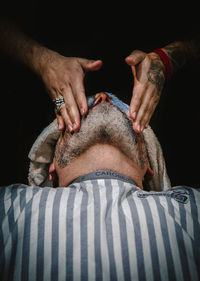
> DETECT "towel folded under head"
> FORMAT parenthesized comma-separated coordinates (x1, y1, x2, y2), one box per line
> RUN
(28, 92, 171, 191)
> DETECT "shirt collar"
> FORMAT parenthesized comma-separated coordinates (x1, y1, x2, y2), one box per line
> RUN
(71, 169, 137, 185)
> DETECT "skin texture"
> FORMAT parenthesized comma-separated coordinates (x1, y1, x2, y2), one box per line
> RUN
(1, 16, 200, 133)
(125, 51, 166, 132)
(54, 97, 148, 169)
(0, 16, 102, 132)
(50, 95, 149, 188)
(125, 40, 200, 132)
(51, 143, 148, 189)
(35, 50, 102, 131)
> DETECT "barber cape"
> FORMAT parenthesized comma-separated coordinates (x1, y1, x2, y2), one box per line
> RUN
(1, 171, 200, 281)
(28, 92, 171, 191)
(1, 93, 200, 281)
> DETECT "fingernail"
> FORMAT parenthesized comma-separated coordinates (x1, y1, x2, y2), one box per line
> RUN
(68, 124, 73, 132)
(137, 124, 141, 132)
(134, 123, 139, 132)
(81, 108, 86, 116)
(140, 126, 144, 132)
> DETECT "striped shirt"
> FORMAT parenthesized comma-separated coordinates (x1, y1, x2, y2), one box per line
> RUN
(0, 170, 200, 281)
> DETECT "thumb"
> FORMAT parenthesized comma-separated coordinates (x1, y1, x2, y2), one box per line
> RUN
(79, 59, 103, 72)
(125, 50, 146, 66)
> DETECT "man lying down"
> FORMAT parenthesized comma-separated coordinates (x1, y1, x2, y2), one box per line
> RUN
(0, 92, 200, 281)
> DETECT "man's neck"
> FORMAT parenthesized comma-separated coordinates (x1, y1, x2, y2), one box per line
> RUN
(56, 144, 145, 189)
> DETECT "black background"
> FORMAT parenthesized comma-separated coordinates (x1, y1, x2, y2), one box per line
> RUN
(0, 1, 200, 187)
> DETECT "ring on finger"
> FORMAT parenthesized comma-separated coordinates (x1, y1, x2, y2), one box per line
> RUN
(54, 97, 65, 114)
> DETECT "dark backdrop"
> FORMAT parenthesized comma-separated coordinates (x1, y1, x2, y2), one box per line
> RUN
(0, 1, 200, 187)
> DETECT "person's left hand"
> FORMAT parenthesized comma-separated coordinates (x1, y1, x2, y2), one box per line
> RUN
(125, 50, 166, 132)
(37, 49, 102, 131)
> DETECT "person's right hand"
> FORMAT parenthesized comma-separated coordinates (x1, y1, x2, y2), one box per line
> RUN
(125, 50, 166, 132)
(38, 50, 102, 131)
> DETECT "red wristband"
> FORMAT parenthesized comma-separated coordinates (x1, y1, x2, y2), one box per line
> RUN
(152, 49, 172, 81)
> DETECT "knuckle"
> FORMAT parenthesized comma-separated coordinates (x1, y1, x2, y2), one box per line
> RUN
(59, 103, 66, 113)
(67, 107, 74, 116)
(132, 49, 145, 56)
(130, 50, 139, 58)
(74, 88, 85, 100)
(143, 56, 151, 68)
(63, 83, 71, 92)
(67, 106, 78, 118)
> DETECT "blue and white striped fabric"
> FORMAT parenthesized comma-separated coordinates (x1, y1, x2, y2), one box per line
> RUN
(0, 170, 200, 281)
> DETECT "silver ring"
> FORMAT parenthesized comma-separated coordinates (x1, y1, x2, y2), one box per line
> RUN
(54, 97, 65, 113)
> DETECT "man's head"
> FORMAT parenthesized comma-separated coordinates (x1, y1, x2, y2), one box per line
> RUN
(50, 93, 149, 188)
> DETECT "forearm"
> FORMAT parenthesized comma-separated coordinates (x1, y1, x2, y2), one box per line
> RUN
(0, 16, 54, 75)
(160, 38, 200, 76)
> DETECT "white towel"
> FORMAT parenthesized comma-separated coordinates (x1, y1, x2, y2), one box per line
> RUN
(28, 93, 171, 191)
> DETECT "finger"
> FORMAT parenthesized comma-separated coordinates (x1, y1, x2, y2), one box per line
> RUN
(79, 58, 103, 72)
(132, 120, 141, 133)
(129, 83, 146, 121)
(135, 90, 159, 131)
(56, 114, 65, 131)
(131, 65, 137, 82)
(70, 72, 88, 117)
(48, 85, 60, 103)
(139, 97, 156, 130)
(125, 50, 146, 66)
(134, 93, 153, 131)
(56, 103, 73, 132)
(144, 102, 158, 128)
(49, 88, 67, 131)
(61, 86, 81, 132)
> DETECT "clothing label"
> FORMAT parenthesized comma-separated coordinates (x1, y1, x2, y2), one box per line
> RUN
(137, 188, 190, 204)
(72, 170, 136, 185)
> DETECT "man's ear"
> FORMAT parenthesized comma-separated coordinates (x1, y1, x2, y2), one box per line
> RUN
(143, 157, 154, 180)
(49, 163, 57, 181)
(144, 166, 154, 180)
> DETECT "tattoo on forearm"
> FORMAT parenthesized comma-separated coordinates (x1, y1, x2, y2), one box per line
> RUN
(163, 44, 187, 73)
(147, 38, 200, 89)
(147, 57, 165, 94)
(162, 40, 200, 74)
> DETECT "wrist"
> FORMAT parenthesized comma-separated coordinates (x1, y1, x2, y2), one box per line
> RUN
(152, 49, 172, 81)
(157, 41, 195, 76)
